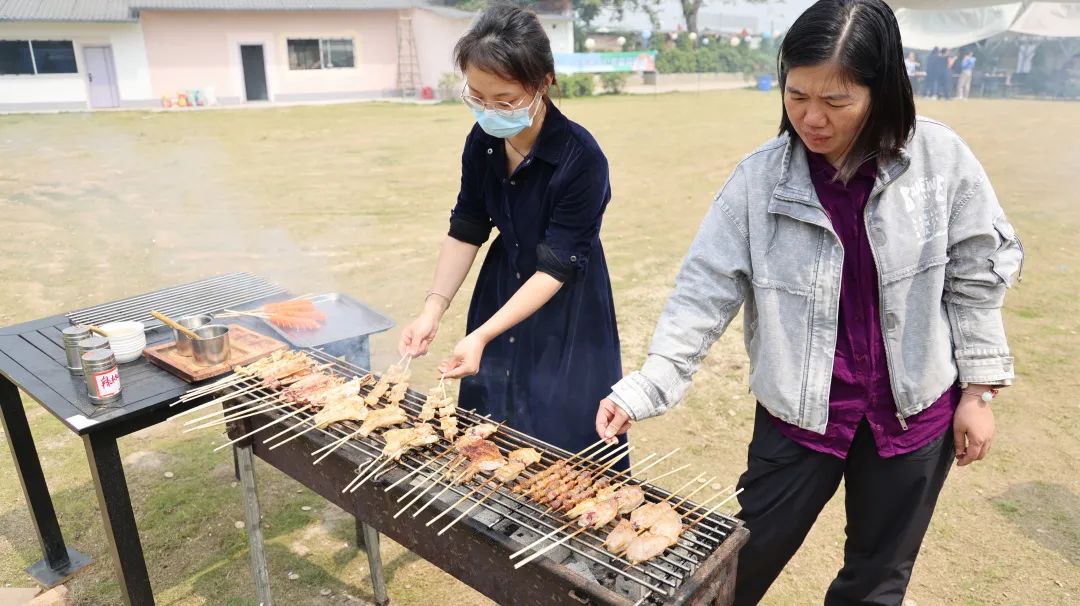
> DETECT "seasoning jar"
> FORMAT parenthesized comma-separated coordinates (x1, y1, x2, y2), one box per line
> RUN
(82, 349, 122, 405)
(62, 325, 92, 375)
(77, 335, 110, 359)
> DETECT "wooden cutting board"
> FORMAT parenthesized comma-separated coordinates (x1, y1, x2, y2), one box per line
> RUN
(144, 324, 288, 383)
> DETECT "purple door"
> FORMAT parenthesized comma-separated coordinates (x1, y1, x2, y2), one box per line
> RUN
(83, 46, 119, 108)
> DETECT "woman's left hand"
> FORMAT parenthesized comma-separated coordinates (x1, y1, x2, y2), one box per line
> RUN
(438, 333, 488, 379)
(953, 392, 996, 466)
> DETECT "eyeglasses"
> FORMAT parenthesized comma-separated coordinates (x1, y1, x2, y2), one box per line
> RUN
(460, 83, 535, 117)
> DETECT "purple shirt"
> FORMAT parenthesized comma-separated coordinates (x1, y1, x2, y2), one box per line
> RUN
(768, 151, 958, 459)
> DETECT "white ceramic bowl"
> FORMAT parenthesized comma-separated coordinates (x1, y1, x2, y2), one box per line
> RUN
(100, 321, 145, 339)
(101, 321, 146, 363)
(113, 348, 145, 364)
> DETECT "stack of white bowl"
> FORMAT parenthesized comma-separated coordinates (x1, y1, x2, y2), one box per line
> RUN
(100, 321, 147, 363)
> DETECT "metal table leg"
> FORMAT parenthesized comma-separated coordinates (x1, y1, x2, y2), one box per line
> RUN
(0, 376, 90, 586)
(235, 444, 273, 606)
(83, 431, 154, 605)
(360, 522, 389, 606)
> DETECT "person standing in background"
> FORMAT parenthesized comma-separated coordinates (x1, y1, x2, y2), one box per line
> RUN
(957, 50, 977, 99)
(925, 47, 942, 97)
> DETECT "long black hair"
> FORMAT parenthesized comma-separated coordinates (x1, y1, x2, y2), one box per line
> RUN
(454, 2, 555, 95)
(778, 0, 915, 181)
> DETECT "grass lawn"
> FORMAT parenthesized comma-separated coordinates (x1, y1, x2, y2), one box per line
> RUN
(0, 90, 1077, 605)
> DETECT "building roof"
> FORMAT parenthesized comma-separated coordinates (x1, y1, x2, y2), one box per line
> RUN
(0, 0, 452, 22)
(0, 0, 136, 22)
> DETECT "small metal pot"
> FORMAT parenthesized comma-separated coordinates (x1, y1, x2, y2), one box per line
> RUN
(191, 324, 231, 366)
(173, 314, 213, 357)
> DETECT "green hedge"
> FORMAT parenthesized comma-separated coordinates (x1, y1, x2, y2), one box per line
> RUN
(557, 73, 596, 98)
(655, 45, 776, 75)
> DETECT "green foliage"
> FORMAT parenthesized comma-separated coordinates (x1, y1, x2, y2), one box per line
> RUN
(655, 43, 777, 76)
(599, 72, 630, 94)
(557, 73, 596, 97)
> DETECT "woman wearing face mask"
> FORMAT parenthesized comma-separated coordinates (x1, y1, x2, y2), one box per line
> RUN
(595, 0, 1023, 603)
(400, 3, 622, 459)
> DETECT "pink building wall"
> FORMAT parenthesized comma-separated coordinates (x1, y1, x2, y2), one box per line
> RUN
(140, 10, 400, 103)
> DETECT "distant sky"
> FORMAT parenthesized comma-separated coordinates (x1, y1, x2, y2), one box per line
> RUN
(590, 0, 818, 34)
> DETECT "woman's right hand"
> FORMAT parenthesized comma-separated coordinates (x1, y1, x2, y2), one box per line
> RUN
(399, 312, 440, 357)
(595, 398, 633, 444)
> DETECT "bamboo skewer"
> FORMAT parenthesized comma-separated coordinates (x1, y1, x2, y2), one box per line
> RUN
(182, 395, 271, 425)
(212, 405, 313, 452)
(391, 457, 462, 512)
(173, 383, 264, 418)
(266, 421, 321, 450)
(383, 456, 436, 493)
(392, 457, 466, 517)
(181, 398, 297, 433)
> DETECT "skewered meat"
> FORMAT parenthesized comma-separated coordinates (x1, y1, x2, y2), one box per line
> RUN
(381, 424, 439, 459)
(630, 502, 674, 531)
(419, 389, 448, 421)
(508, 448, 542, 466)
(387, 382, 409, 405)
(604, 519, 638, 554)
(438, 404, 457, 418)
(577, 498, 619, 529)
(311, 394, 368, 428)
(650, 508, 684, 543)
(384, 364, 411, 385)
(307, 377, 366, 407)
(282, 374, 341, 404)
(465, 423, 499, 439)
(455, 439, 507, 483)
(514, 460, 566, 493)
(237, 350, 314, 379)
(364, 376, 392, 406)
(625, 532, 676, 565)
(493, 461, 526, 483)
(439, 416, 459, 440)
(567, 497, 599, 519)
(359, 405, 408, 437)
(612, 485, 645, 514)
(459, 439, 501, 461)
(237, 350, 318, 388)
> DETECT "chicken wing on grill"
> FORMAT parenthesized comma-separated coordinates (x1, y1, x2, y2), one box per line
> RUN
(577, 497, 619, 529)
(630, 502, 674, 531)
(281, 373, 341, 404)
(493, 461, 526, 483)
(604, 519, 638, 554)
(508, 448, 542, 466)
(625, 532, 676, 565)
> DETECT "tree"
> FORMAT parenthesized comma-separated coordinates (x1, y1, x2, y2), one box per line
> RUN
(681, 0, 704, 35)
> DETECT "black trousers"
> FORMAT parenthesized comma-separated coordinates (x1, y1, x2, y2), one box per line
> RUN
(734, 405, 954, 606)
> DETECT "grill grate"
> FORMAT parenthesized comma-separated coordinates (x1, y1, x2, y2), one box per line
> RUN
(66, 272, 286, 329)
(201, 348, 739, 603)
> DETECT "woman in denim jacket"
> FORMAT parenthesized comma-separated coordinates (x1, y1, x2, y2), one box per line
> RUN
(595, 1, 1024, 604)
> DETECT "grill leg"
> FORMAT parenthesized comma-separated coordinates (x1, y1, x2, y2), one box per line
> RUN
(355, 519, 366, 549)
(361, 522, 389, 606)
(0, 377, 90, 586)
(83, 431, 154, 605)
(236, 444, 273, 606)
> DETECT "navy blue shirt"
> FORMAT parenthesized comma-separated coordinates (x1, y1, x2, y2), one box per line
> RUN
(448, 102, 623, 458)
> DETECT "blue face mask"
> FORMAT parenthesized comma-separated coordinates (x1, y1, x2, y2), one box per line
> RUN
(470, 93, 540, 139)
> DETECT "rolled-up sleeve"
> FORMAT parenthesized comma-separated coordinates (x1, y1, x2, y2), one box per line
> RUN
(536, 153, 610, 282)
(944, 147, 1023, 386)
(448, 128, 494, 246)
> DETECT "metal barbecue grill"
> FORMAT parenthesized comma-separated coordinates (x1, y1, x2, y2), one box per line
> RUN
(66, 272, 287, 329)
(202, 348, 748, 605)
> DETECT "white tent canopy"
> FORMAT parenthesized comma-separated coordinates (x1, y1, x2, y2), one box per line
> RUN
(887, 0, 1080, 50)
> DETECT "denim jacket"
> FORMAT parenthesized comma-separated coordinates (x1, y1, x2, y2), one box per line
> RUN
(610, 118, 1023, 433)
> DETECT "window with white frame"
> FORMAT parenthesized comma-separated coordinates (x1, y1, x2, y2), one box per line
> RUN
(0, 40, 77, 75)
(287, 38, 355, 70)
